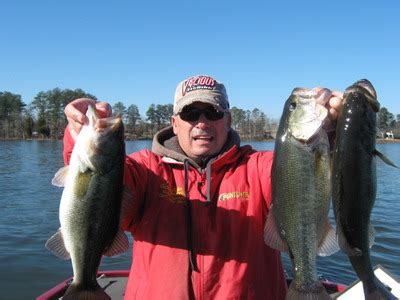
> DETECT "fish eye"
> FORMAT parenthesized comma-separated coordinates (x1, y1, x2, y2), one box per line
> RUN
(289, 101, 297, 111)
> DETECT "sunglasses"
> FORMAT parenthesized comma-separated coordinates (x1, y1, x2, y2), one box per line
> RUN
(179, 106, 225, 122)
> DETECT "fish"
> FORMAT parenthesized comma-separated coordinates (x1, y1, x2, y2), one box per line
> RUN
(264, 87, 339, 300)
(46, 104, 129, 300)
(332, 79, 398, 300)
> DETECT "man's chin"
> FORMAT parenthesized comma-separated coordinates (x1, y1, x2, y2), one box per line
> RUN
(192, 150, 218, 159)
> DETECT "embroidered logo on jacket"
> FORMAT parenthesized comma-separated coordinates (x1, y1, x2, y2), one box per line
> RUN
(218, 192, 250, 202)
(159, 183, 186, 205)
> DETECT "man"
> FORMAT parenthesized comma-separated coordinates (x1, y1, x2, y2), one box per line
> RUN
(63, 75, 343, 299)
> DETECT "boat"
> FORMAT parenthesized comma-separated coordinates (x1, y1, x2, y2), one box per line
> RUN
(37, 265, 400, 299)
(36, 270, 129, 300)
(333, 265, 400, 299)
(36, 270, 347, 299)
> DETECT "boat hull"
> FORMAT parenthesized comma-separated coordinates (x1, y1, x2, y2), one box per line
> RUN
(36, 270, 129, 300)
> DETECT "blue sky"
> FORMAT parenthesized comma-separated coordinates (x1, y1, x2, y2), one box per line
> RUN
(1, 0, 399, 119)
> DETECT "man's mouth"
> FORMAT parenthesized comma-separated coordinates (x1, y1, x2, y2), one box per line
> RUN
(193, 135, 213, 142)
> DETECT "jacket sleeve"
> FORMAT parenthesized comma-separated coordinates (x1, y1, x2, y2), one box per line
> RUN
(120, 152, 150, 233)
(63, 126, 74, 165)
(256, 151, 274, 211)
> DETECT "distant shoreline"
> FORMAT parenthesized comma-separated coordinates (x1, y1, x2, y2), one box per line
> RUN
(376, 138, 400, 144)
(1, 138, 399, 143)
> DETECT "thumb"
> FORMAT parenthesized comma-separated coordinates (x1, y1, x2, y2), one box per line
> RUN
(96, 102, 112, 118)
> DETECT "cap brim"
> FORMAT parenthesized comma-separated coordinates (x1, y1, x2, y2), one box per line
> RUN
(174, 95, 228, 115)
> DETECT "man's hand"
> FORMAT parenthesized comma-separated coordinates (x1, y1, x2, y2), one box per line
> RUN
(64, 98, 112, 141)
(327, 91, 344, 122)
(313, 88, 344, 131)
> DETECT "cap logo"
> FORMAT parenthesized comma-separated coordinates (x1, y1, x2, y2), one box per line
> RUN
(181, 75, 216, 96)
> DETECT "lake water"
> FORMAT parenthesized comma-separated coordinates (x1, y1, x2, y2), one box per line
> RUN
(0, 140, 399, 299)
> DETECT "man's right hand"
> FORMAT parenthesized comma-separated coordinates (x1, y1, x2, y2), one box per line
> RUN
(64, 98, 112, 141)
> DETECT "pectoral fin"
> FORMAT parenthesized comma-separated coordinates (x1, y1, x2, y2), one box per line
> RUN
(103, 229, 129, 257)
(317, 220, 340, 256)
(373, 149, 398, 168)
(263, 208, 289, 252)
(52, 166, 69, 187)
(45, 228, 70, 260)
(368, 222, 375, 248)
(336, 221, 363, 256)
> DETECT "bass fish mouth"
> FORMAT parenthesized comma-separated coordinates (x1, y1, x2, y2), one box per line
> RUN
(353, 79, 377, 99)
(95, 115, 123, 133)
(287, 89, 329, 142)
(344, 79, 380, 112)
(86, 104, 123, 133)
(291, 87, 332, 102)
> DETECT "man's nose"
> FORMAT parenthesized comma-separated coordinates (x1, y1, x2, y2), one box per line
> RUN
(194, 113, 209, 128)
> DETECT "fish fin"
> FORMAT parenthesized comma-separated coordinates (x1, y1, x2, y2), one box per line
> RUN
(373, 150, 398, 168)
(103, 229, 129, 257)
(317, 221, 340, 256)
(368, 222, 376, 248)
(52, 166, 69, 187)
(362, 276, 398, 300)
(336, 222, 363, 256)
(263, 209, 289, 252)
(63, 282, 111, 300)
(286, 280, 331, 300)
(45, 228, 70, 260)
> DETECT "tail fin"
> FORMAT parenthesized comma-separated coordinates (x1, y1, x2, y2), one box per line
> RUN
(362, 276, 398, 300)
(62, 282, 110, 300)
(286, 280, 331, 300)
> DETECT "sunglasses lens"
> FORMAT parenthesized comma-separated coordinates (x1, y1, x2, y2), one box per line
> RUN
(180, 110, 201, 122)
(180, 107, 224, 122)
(204, 109, 224, 120)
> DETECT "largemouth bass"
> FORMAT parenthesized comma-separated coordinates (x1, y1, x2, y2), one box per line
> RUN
(46, 104, 128, 300)
(264, 88, 339, 300)
(332, 79, 397, 300)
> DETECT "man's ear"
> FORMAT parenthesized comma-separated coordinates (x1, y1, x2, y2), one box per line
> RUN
(225, 112, 232, 129)
(171, 116, 178, 135)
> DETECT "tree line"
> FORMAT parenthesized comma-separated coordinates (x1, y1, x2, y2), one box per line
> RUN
(1, 88, 399, 140)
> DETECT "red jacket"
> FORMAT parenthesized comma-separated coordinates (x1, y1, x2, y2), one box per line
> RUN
(64, 126, 287, 300)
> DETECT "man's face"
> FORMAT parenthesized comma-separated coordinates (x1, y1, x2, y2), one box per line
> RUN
(172, 102, 231, 160)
